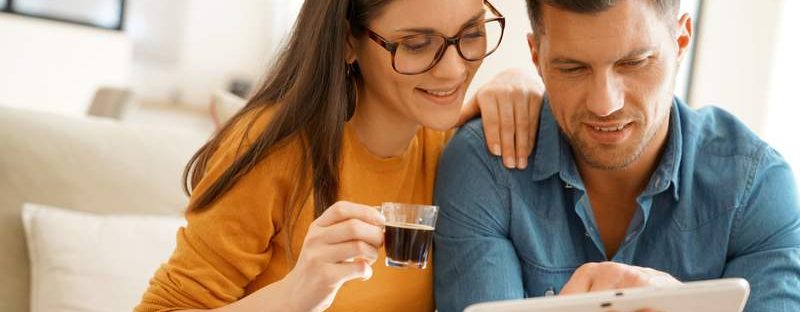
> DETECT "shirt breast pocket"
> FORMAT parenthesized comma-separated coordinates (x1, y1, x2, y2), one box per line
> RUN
(519, 259, 577, 298)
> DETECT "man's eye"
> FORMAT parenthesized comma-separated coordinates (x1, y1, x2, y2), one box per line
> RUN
(559, 66, 586, 74)
(621, 58, 648, 68)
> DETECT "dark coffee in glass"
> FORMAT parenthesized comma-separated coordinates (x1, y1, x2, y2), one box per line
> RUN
(380, 203, 438, 269)
(384, 222, 434, 268)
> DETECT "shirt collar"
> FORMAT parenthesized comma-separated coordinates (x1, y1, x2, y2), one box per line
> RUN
(531, 96, 683, 201)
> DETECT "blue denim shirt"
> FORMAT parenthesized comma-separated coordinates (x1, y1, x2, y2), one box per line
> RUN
(433, 97, 800, 312)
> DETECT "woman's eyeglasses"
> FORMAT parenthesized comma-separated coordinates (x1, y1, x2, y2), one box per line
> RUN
(365, 0, 505, 75)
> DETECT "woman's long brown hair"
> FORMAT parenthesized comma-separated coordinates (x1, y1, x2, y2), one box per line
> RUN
(182, 0, 390, 232)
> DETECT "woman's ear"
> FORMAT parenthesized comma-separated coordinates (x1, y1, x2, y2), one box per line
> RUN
(345, 32, 358, 64)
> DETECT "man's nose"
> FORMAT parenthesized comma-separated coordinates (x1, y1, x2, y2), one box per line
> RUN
(586, 71, 624, 117)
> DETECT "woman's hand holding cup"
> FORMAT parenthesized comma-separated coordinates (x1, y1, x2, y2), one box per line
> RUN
(281, 201, 385, 312)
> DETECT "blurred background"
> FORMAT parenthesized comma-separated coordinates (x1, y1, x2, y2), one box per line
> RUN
(0, 0, 797, 174)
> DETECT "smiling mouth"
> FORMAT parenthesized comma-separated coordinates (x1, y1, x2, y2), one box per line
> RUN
(592, 124, 628, 132)
(417, 87, 459, 97)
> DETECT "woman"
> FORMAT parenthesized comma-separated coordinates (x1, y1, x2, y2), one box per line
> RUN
(136, 0, 543, 311)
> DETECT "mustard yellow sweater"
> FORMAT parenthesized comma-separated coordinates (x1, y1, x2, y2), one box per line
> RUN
(136, 108, 449, 311)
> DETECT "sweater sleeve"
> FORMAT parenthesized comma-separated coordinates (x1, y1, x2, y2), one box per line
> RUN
(136, 108, 302, 311)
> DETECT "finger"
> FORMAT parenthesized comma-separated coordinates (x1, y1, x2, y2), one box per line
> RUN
(333, 260, 375, 283)
(587, 264, 626, 292)
(325, 241, 380, 264)
(527, 93, 542, 158)
(314, 201, 384, 227)
(513, 91, 530, 170)
(457, 95, 482, 126)
(560, 266, 595, 295)
(638, 267, 681, 287)
(495, 90, 517, 168)
(560, 274, 592, 295)
(617, 266, 652, 289)
(322, 218, 384, 248)
(477, 92, 502, 156)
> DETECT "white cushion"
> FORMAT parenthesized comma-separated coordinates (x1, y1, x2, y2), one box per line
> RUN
(21, 203, 185, 312)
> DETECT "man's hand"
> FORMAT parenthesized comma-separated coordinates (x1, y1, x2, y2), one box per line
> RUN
(561, 262, 681, 295)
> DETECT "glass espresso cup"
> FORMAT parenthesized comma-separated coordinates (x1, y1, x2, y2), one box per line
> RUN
(380, 202, 438, 269)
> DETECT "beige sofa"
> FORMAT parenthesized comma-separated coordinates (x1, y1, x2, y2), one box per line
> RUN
(0, 106, 206, 311)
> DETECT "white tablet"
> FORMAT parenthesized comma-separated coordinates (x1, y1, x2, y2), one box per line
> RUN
(464, 278, 750, 312)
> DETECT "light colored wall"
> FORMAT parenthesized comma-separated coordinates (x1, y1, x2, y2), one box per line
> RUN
(689, 0, 783, 134)
(0, 12, 131, 116)
(127, 0, 282, 107)
(764, 0, 800, 184)
(171, 0, 276, 106)
(467, 0, 536, 98)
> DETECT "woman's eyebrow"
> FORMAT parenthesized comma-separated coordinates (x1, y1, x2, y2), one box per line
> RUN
(396, 11, 485, 35)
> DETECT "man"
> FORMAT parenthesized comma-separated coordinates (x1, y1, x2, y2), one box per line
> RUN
(433, 0, 800, 311)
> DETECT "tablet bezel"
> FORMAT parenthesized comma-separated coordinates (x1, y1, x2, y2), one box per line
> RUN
(464, 278, 750, 312)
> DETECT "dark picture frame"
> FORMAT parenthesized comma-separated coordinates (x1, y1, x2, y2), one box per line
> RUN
(0, 0, 125, 31)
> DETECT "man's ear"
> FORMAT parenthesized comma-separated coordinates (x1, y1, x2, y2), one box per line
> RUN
(528, 33, 544, 79)
(675, 13, 693, 62)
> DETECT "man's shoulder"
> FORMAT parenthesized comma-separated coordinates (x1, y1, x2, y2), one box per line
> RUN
(677, 103, 791, 209)
(444, 118, 493, 160)
(439, 118, 512, 186)
(680, 103, 768, 160)
(458, 118, 489, 141)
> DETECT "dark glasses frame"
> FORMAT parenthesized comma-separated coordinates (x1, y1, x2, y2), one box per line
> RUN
(364, 0, 506, 75)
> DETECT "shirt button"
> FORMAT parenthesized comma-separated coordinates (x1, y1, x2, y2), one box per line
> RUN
(544, 287, 556, 296)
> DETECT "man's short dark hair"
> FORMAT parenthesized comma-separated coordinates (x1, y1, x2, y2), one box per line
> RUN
(526, 0, 680, 45)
